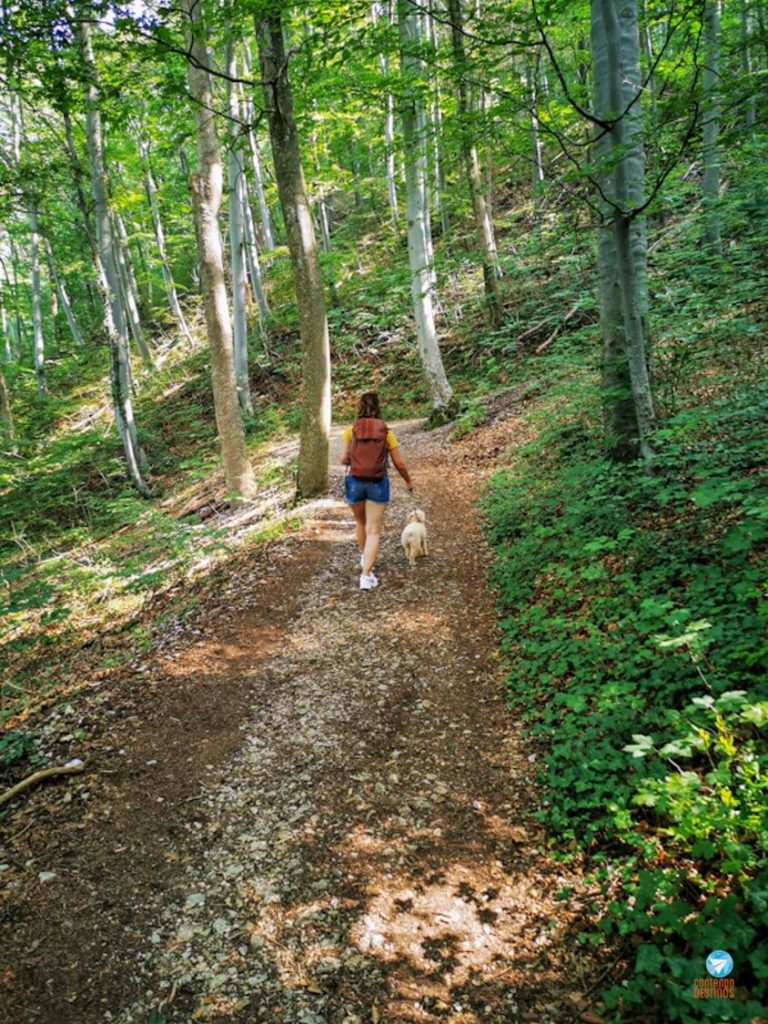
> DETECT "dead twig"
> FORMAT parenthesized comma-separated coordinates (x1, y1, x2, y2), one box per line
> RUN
(0, 759, 85, 809)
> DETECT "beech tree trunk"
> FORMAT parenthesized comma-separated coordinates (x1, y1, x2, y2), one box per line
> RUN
(527, 52, 546, 191)
(592, 0, 656, 462)
(182, 0, 256, 498)
(397, 0, 454, 415)
(0, 279, 11, 362)
(78, 16, 150, 497)
(226, 41, 254, 418)
(0, 365, 13, 444)
(44, 237, 84, 347)
(256, 12, 331, 498)
(241, 186, 271, 324)
(741, 3, 757, 129)
(29, 206, 47, 397)
(240, 45, 277, 252)
(113, 213, 153, 367)
(138, 132, 194, 346)
(447, 0, 502, 319)
(372, 2, 399, 230)
(311, 115, 333, 256)
(703, 0, 723, 254)
(426, 1, 449, 239)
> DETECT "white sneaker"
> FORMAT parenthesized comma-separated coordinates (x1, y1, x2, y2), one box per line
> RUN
(359, 572, 378, 590)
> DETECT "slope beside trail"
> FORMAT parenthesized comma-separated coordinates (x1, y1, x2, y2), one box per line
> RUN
(1, 411, 607, 1024)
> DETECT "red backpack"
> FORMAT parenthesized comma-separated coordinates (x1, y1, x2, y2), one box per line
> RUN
(349, 418, 389, 479)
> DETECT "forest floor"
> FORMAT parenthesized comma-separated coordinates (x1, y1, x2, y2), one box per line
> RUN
(0, 400, 614, 1024)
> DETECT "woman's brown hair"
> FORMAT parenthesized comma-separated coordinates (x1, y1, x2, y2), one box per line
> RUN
(357, 391, 381, 419)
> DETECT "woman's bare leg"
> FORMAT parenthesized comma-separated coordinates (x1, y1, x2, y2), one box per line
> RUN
(351, 502, 367, 555)
(362, 500, 386, 575)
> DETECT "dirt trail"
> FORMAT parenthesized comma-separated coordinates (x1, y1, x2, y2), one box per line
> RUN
(1, 416, 600, 1024)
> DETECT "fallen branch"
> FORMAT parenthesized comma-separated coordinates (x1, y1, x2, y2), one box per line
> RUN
(531, 302, 589, 356)
(0, 759, 85, 809)
(520, 301, 586, 352)
(517, 314, 553, 345)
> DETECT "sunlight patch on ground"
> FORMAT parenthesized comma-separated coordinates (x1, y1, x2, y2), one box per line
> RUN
(350, 857, 554, 994)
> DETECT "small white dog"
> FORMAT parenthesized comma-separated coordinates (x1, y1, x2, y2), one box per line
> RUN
(401, 509, 428, 567)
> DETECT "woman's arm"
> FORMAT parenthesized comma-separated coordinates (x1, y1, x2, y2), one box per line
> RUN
(390, 448, 413, 490)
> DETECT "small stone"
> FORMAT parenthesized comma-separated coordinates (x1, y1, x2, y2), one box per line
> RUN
(38, 871, 57, 884)
(184, 892, 206, 910)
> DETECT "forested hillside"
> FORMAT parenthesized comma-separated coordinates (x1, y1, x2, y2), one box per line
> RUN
(0, 1, 766, 1022)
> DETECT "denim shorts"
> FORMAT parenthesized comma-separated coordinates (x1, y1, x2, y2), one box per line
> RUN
(344, 474, 390, 505)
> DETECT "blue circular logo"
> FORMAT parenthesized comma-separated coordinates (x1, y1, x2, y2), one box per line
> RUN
(705, 950, 733, 978)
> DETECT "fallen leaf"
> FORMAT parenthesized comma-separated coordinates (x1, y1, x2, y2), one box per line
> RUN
(300, 977, 323, 995)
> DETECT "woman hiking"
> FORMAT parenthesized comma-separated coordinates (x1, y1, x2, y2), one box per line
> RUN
(340, 392, 413, 590)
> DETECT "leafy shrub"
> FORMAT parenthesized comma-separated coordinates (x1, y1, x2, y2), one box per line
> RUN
(485, 384, 767, 1019)
(0, 730, 39, 770)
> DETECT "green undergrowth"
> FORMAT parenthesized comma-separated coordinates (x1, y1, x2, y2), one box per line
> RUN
(485, 378, 767, 1020)
(0, 339, 305, 730)
(482, 138, 768, 1023)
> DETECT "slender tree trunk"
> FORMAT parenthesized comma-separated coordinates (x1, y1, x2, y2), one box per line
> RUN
(241, 184, 271, 324)
(308, 95, 333, 256)
(447, 0, 502, 319)
(78, 15, 150, 497)
(181, 0, 256, 498)
(138, 133, 195, 346)
(741, 2, 757, 130)
(426, 0, 449, 239)
(29, 206, 47, 397)
(247, 131, 276, 252)
(592, 0, 655, 462)
(61, 102, 104, 301)
(229, 78, 271, 324)
(384, 91, 398, 230)
(639, 2, 659, 133)
(226, 41, 254, 418)
(44, 237, 84, 347)
(527, 51, 546, 192)
(9, 242, 25, 358)
(0, 278, 11, 362)
(240, 45, 276, 252)
(256, 12, 331, 498)
(397, 0, 454, 415)
(702, 0, 722, 254)
(113, 214, 153, 367)
(352, 140, 364, 211)
(115, 214, 143, 320)
(0, 364, 13, 445)
(372, 2, 399, 230)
